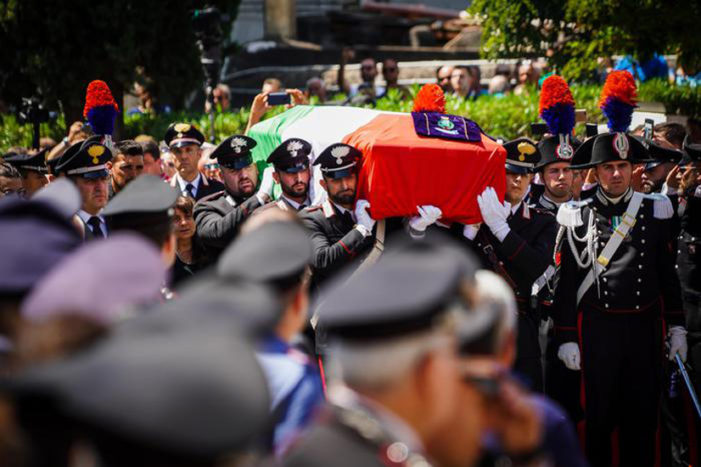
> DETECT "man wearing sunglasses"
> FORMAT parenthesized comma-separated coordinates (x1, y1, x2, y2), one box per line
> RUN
(429, 270, 588, 467)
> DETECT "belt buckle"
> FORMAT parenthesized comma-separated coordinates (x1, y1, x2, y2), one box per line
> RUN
(621, 212, 636, 228)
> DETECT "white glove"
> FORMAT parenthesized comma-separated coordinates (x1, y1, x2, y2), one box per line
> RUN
(354, 199, 375, 237)
(409, 205, 442, 232)
(557, 342, 581, 371)
(477, 187, 511, 242)
(256, 166, 276, 202)
(668, 326, 688, 362)
(462, 223, 481, 241)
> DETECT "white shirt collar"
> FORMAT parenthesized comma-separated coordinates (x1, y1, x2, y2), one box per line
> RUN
(77, 209, 104, 224)
(176, 172, 201, 195)
(510, 201, 522, 215)
(281, 195, 309, 211)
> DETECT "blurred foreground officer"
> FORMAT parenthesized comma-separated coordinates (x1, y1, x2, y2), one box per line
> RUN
(0, 189, 82, 358)
(283, 238, 476, 467)
(7, 323, 271, 467)
(461, 138, 557, 391)
(3, 149, 48, 197)
(258, 138, 313, 212)
(194, 135, 275, 263)
(299, 143, 374, 289)
(56, 137, 112, 240)
(553, 72, 685, 467)
(0, 161, 22, 197)
(165, 122, 223, 200)
(103, 175, 180, 270)
(430, 270, 588, 467)
(219, 213, 324, 456)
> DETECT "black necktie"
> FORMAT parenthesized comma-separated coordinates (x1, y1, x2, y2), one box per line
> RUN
(185, 183, 195, 198)
(87, 216, 105, 238)
(341, 210, 354, 225)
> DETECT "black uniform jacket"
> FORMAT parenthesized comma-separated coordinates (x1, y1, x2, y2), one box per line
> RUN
(677, 187, 701, 337)
(457, 202, 558, 311)
(553, 189, 684, 344)
(193, 190, 264, 263)
(299, 200, 373, 288)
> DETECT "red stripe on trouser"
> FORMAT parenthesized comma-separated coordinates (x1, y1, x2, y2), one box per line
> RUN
(577, 310, 586, 448)
(317, 356, 328, 398)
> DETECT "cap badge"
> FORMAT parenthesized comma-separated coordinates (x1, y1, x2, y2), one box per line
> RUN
(613, 132, 629, 159)
(517, 141, 536, 162)
(331, 145, 350, 165)
(556, 134, 574, 160)
(174, 123, 191, 133)
(231, 137, 247, 154)
(287, 140, 303, 157)
(87, 145, 105, 164)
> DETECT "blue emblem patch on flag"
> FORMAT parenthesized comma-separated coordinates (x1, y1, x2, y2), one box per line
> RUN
(411, 112, 483, 142)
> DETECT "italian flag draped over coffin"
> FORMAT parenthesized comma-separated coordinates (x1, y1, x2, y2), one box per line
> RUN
(248, 105, 506, 224)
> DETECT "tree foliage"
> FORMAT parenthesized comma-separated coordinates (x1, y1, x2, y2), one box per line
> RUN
(468, 0, 701, 80)
(0, 0, 239, 124)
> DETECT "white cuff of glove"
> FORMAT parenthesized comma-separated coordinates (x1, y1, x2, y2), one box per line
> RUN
(668, 326, 688, 362)
(490, 221, 510, 242)
(463, 224, 480, 241)
(355, 224, 371, 237)
(255, 193, 269, 205)
(557, 342, 581, 371)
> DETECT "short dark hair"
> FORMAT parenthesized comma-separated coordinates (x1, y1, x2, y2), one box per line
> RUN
(115, 140, 144, 157)
(654, 123, 686, 148)
(174, 196, 194, 218)
(139, 140, 160, 161)
(0, 161, 20, 179)
(108, 212, 173, 249)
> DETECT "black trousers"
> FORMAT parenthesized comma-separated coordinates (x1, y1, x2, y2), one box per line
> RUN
(514, 311, 543, 392)
(545, 334, 584, 424)
(580, 307, 662, 467)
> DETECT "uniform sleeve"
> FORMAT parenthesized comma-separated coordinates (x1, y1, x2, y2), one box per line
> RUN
(496, 214, 558, 284)
(657, 217, 684, 326)
(194, 196, 263, 248)
(552, 227, 580, 344)
(301, 214, 369, 272)
(274, 371, 325, 457)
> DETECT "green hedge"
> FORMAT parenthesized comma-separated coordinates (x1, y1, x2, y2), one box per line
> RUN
(2, 80, 700, 152)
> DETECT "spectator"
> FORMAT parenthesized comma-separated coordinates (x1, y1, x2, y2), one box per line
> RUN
(488, 74, 511, 96)
(39, 137, 57, 151)
(171, 196, 203, 286)
(205, 83, 231, 113)
(108, 140, 145, 198)
(263, 78, 283, 94)
(379, 58, 409, 98)
(305, 77, 327, 102)
(436, 65, 454, 93)
(513, 59, 540, 95)
(655, 122, 687, 149)
(450, 65, 478, 99)
(160, 149, 177, 181)
(615, 53, 669, 82)
(47, 121, 90, 163)
(197, 143, 222, 183)
(467, 65, 486, 98)
(245, 89, 307, 134)
(134, 135, 163, 178)
(0, 162, 22, 197)
(337, 47, 384, 100)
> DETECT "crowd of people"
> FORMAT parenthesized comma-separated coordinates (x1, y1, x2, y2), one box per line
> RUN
(0, 66, 700, 467)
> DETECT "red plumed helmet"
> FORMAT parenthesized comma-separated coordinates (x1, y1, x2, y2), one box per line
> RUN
(412, 83, 446, 113)
(83, 80, 119, 118)
(598, 71, 637, 108)
(538, 75, 575, 116)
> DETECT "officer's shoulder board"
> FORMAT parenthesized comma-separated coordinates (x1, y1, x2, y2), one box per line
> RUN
(197, 190, 226, 203)
(322, 200, 335, 218)
(556, 199, 593, 228)
(642, 192, 674, 219)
